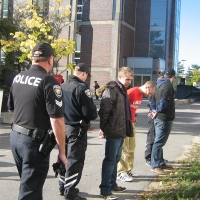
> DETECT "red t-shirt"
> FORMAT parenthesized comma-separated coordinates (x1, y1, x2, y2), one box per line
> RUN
(127, 87, 143, 122)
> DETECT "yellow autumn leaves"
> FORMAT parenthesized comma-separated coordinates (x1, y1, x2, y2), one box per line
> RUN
(0, 0, 74, 64)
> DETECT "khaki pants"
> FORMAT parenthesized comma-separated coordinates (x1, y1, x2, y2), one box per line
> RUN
(117, 123, 136, 174)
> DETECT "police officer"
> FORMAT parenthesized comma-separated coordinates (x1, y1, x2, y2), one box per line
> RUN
(8, 42, 67, 200)
(59, 63, 97, 200)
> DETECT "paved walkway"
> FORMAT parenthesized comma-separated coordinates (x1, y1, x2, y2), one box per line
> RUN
(0, 100, 200, 200)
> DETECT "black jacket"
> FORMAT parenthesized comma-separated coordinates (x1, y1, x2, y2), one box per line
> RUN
(98, 81, 133, 138)
(61, 75, 97, 125)
(151, 78, 175, 121)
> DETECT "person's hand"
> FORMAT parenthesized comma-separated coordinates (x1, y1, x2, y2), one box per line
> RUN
(148, 110, 157, 119)
(57, 153, 67, 167)
(98, 129, 105, 139)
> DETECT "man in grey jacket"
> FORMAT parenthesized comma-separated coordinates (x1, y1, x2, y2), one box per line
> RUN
(98, 67, 134, 200)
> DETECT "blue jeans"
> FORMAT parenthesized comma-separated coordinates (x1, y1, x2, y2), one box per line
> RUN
(99, 137, 124, 195)
(151, 119, 173, 169)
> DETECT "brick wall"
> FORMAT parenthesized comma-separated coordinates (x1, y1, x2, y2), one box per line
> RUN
(83, 0, 113, 21)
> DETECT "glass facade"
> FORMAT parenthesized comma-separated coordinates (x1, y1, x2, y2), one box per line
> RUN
(75, 0, 85, 64)
(149, 0, 167, 59)
(173, 0, 181, 72)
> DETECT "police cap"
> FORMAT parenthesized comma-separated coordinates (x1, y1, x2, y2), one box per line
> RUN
(74, 63, 91, 77)
(32, 42, 54, 57)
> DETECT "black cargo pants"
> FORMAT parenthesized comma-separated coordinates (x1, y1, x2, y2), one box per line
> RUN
(10, 130, 50, 200)
(59, 125, 87, 199)
(144, 116, 155, 160)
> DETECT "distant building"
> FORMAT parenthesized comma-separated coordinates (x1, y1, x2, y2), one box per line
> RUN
(71, 0, 181, 86)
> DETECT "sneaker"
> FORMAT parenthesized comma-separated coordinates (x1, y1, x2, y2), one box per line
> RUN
(112, 186, 126, 193)
(65, 195, 86, 200)
(127, 171, 137, 178)
(101, 193, 118, 200)
(161, 164, 173, 169)
(145, 159, 151, 167)
(117, 172, 133, 182)
(151, 168, 165, 175)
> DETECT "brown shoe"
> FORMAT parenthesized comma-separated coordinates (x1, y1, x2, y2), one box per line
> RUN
(161, 164, 173, 169)
(151, 168, 165, 175)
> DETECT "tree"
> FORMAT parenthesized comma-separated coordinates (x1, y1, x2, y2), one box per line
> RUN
(175, 61, 185, 85)
(185, 64, 200, 86)
(0, 0, 75, 74)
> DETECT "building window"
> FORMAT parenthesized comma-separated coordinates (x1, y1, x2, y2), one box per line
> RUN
(149, 31, 165, 59)
(0, 50, 5, 65)
(112, 0, 116, 19)
(3, 0, 8, 18)
(77, 0, 85, 21)
(32, 0, 49, 16)
(134, 68, 152, 74)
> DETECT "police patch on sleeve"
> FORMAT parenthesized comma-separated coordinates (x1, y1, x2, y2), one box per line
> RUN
(85, 89, 92, 98)
(53, 85, 62, 98)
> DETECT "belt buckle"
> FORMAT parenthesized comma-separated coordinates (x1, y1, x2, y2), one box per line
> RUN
(27, 129, 33, 137)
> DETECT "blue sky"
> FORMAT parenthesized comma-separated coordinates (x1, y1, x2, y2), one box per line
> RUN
(179, 0, 200, 70)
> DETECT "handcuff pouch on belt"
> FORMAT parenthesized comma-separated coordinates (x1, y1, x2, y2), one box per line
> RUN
(32, 128, 46, 142)
(39, 130, 57, 156)
(78, 120, 91, 139)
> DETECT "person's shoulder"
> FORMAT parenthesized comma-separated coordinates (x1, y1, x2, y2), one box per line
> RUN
(77, 82, 88, 91)
(43, 74, 59, 84)
(127, 87, 138, 94)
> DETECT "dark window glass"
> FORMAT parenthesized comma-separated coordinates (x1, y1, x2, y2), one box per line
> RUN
(143, 76, 151, 83)
(150, 31, 165, 45)
(134, 76, 142, 86)
(149, 45, 164, 59)
(112, 0, 116, 20)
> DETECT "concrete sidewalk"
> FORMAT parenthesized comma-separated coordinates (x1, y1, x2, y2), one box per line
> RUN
(0, 100, 200, 200)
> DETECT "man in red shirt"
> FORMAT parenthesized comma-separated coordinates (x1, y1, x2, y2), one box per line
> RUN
(117, 81, 156, 182)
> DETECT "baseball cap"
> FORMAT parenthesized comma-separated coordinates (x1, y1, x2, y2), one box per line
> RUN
(165, 68, 176, 77)
(74, 63, 91, 77)
(32, 42, 54, 57)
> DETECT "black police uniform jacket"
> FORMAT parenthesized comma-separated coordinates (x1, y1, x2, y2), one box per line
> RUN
(61, 75, 97, 125)
(98, 81, 133, 138)
(7, 65, 64, 131)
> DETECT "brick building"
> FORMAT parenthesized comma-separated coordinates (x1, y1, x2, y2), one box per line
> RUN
(0, 0, 181, 88)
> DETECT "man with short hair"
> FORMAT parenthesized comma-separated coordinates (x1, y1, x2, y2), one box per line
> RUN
(98, 67, 134, 200)
(60, 63, 97, 200)
(8, 42, 67, 200)
(145, 71, 165, 167)
(149, 68, 176, 175)
(117, 81, 157, 182)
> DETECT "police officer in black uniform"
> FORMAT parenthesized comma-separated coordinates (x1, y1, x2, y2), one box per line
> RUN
(8, 42, 67, 200)
(59, 63, 97, 200)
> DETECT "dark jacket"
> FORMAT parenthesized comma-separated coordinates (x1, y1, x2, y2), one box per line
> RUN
(151, 78, 175, 121)
(61, 75, 97, 125)
(98, 81, 133, 138)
